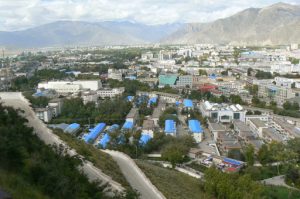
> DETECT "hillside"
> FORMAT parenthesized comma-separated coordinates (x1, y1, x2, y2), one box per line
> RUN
(0, 103, 125, 199)
(162, 3, 300, 45)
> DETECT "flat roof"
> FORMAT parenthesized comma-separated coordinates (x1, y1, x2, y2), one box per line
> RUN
(209, 122, 226, 132)
(249, 118, 267, 128)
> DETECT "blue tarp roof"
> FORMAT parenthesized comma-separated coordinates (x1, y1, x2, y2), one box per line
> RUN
(209, 74, 217, 79)
(165, 120, 176, 134)
(98, 133, 110, 148)
(188, 120, 203, 133)
(139, 134, 152, 145)
(127, 96, 134, 101)
(183, 99, 193, 108)
(84, 123, 106, 143)
(122, 121, 134, 129)
(223, 158, 243, 166)
(64, 123, 80, 133)
(148, 97, 157, 105)
(125, 75, 137, 80)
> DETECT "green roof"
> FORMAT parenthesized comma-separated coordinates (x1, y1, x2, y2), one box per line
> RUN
(159, 75, 178, 86)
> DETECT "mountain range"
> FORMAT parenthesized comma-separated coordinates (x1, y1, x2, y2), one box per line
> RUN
(0, 2, 299, 48)
(163, 2, 300, 45)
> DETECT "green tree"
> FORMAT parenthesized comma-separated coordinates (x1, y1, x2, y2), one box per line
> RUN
(161, 143, 186, 168)
(244, 144, 255, 166)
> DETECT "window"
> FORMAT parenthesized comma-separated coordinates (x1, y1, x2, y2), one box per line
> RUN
(211, 112, 218, 119)
(233, 113, 240, 119)
(221, 115, 230, 120)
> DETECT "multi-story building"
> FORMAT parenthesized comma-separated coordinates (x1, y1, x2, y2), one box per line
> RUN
(35, 107, 53, 123)
(159, 74, 178, 87)
(108, 69, 123, 81)
(97, 87, 125, 98)
(38, 80, 102, 94)
(258, 84, 295, 106)
(175, 75, 193, 88)
(199, 101, 246, 123)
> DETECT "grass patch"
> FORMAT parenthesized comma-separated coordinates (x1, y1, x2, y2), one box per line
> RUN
(53, 129, 130, 188)
(242, 166, 288, 181)
(263, 185, 300, 199)
(135, 160, 210, 199)
(186, 162, 208, 173)
(0, 169, 49, 199)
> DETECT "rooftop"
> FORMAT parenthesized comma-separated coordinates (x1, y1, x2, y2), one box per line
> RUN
(188, 120, 203, 133)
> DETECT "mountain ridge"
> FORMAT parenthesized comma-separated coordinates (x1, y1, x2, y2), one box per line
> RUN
(162, 2, 300, 45)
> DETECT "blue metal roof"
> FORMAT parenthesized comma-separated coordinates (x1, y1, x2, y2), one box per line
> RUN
(183, 99, 193, 108)
(98, 133, 110, 148)
(84, 123, 106, 143)
(188, 120, 203, 133)
(139, 134, 152, 145)
(122, 121, 134, 129)
(165, 120, 176, 134)
(223, 158, 243, 166)
(64, 123, 80, 133)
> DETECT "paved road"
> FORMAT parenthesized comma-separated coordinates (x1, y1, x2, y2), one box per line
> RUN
(104, 150, 166, 199)
(0, 92, 124, 193)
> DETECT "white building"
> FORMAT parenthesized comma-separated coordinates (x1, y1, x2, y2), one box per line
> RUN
(38, 80, 102, 94)
(142, 119, 155, 138)
(199, 101, 246, 123)
(97, 87, 125, 98)
(108, 69, 123, 81)
(48, 98, 63, 117)
(35, 107, 52, 123)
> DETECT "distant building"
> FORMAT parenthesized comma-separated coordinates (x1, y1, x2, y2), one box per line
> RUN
(38, 80, 102, 94)
(142, 119, 155, 138)
(108, 69, 123, 81)
(126, 108, 139, 124)
(35, 107, 53, 123)
(199, 101, 246, 123)
(176, 75, 193, 88)
(164, 120, 176, 136)
(141, 52, 154, 60)
(159, 74, 177, 87)
(48, 98, 63, 117)
(64, 123, 80, 134)
(188, 120, 203, 143)
(97, 87, 125, 98)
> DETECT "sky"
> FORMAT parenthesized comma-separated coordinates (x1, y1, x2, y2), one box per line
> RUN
(0, 0, 299, 31)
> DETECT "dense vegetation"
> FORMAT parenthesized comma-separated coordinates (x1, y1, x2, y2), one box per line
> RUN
(108, 79, 151, 96)
(52, 97, 132, 125)
(11, 69, 73, 91)
(0, 103, 115, 198)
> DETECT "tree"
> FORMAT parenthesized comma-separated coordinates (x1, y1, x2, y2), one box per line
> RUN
(257, 144, 271, 165)
(198, 69, 207, 76)
(247, 68, 253, 76)
(244, 144, 255, 166)
(283, 101, 292, 110)
(162, 143, 186, 168)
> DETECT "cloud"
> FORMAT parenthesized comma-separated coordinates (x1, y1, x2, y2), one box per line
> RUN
(0, 0, 298, 31)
